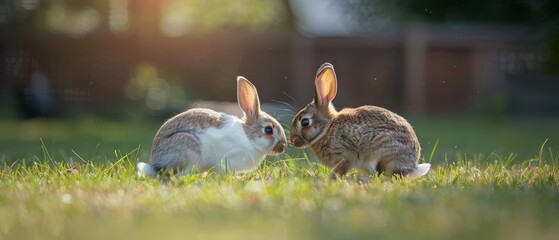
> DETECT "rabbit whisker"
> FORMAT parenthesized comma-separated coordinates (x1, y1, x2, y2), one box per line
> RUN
(266, 144, 275, 152)
(276, 114, 295, 120)
(271, 99, 296, 111)
(282, 91, 298, 104)
(270, 106, 296, 114)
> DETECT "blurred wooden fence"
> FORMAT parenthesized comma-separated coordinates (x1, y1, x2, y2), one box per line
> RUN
(1, 24, 548, 117)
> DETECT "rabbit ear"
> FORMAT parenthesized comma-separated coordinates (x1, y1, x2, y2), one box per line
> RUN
(314, 62, 337, 107)
(237, 76, 261, 119)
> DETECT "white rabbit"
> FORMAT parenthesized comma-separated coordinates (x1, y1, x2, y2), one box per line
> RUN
(138, 77, 287, 177)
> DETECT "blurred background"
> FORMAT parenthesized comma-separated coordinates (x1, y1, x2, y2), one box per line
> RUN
(1, 0, 558, 163)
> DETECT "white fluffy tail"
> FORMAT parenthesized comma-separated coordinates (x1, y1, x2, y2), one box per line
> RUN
(408, 163, 431, 178)
(137, 162, 157, 178)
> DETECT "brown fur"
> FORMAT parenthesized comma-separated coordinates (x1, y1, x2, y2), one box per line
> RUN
(290, 63, 421, 178)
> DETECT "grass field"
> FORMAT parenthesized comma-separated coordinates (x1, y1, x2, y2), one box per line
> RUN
(1, 116, 558, 239)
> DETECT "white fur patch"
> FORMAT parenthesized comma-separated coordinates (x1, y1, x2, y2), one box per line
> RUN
(137, 162, 156, 178)
(198, 114, 266, 173)
(408, 163, 431, 178)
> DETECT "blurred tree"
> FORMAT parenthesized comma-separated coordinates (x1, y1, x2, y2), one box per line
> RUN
(344, 0, 559, 74)
(3, 0, 103, 35)
(0, 0, 289, 36)
(345, 0, 559, 28)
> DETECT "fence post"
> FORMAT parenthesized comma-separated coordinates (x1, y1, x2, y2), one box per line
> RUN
(403, 23, 427, 114)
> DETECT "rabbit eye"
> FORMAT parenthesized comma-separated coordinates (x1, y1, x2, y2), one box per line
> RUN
(264, 126, 273, 134)
(301, 118, 310, 127)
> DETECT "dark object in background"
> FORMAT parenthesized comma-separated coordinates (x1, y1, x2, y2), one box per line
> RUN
(14, 71, 56, 118)
(506, 75, 559, 116)
(7, 52, 56, 119)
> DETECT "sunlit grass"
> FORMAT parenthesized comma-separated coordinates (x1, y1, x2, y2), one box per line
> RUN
(1, 117, 558, 239)
(1, 144, 558, 240)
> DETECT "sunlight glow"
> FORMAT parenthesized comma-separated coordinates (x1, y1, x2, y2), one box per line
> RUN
(159, 0, 285, 37)
(109, 0, 129, 33)
(160, 1, 194, 37)
(46, 4, 100, 37)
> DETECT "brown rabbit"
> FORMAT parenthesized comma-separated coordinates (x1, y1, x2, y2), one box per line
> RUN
(290, 62, 430, 179)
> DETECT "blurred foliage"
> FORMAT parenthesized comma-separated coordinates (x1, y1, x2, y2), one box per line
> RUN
(343, 0, 559, 75)
(345, 0, 559, 29)
(125, 63, 190, 114)
(0, 0, 287, 36)
(0, 0, 105, 33)
(159, 0, 286, 36)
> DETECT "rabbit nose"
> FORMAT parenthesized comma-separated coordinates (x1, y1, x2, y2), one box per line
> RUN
(274, 140, 286, 153)
(278, 140, 286, 149)
(290, 135, 305, 148)
(289, 133, 299, 144)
